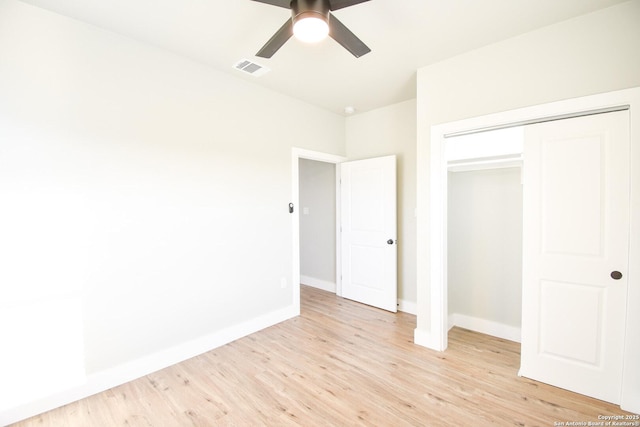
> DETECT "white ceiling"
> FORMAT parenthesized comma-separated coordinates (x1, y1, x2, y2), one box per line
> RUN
(18, 0, 628, 115)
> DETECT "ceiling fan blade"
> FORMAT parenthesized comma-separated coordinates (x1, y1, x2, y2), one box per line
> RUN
(328, 13, 370, 57)
(328, 0, 370, 11)
(256, 19, 294, 58)
(250, 0, 291, 8)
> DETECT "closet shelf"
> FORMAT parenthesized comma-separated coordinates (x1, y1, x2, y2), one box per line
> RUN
(448, 154, 523, 172)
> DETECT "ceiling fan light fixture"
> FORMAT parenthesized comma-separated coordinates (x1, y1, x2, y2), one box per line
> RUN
(293, 13, 329, 43)
(253, 0, 371, 59)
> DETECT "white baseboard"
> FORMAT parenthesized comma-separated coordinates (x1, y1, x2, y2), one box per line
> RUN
(300, 278, 416, 316)
(0, 305, 297, 426)
(397, 299, 417, 315)
(621, 400, 640, 417)
(300, 275, 336, 293)
(448, 313, 521, 343)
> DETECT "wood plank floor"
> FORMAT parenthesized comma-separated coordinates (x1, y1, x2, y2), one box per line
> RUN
(13, 286, 634, 426)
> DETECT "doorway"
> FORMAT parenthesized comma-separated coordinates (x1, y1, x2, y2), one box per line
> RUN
(446, 126, 524, 342)
(291, 148, 398, 314)
(291, 148, 345, 315)
(299, 158, 337, 293)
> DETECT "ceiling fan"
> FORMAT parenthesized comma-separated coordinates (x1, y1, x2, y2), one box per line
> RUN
(251, 0, 371, 58)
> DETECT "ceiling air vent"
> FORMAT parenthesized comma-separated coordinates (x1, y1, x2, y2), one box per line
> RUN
(233, 59, 270, 77)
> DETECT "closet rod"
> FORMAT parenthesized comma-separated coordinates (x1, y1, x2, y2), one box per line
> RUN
(444, 105, 630, 139)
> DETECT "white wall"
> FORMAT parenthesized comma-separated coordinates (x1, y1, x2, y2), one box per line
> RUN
(416, 0, 640, 413)
(299, 159, 336, 291)
(345, 99, 417, 312)
(448, 168, 523, 334)
(0, 0, 344, 422)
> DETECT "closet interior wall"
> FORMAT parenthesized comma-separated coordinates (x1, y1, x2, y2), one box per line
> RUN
(446, 130, 524, 342)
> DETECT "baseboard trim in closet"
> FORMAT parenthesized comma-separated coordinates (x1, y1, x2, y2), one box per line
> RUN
(448, 313, 521, 343)
(300, 275, 336, 293)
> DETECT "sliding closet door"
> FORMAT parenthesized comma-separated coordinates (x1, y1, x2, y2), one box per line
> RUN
(520, 111, 630, 404)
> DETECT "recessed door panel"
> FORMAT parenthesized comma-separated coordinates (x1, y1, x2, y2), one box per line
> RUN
(541, 135, 604, 257)
(350, 245, 385, 290)
(350, 168, 385, 233)
(539, 280, 603, 366)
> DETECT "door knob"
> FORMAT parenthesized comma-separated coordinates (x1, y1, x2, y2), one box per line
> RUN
(611, 271, 623, 280)
(387, 239, 394, 245)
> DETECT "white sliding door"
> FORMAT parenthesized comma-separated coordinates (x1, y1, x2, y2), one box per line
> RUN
(520, 111, 630, 404)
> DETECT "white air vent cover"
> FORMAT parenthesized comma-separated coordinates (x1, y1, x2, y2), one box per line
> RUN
(233, 59, 270, 77)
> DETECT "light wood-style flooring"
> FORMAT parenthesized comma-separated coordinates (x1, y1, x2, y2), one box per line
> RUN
(13, 286, 633, 426)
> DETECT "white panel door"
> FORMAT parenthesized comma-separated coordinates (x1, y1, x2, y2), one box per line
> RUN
(520, 111, 630, 404)
(340, 155, 397, 312)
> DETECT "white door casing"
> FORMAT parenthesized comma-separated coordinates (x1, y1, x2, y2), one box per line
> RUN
(519, 111, 630, 404)
(340, 156, 397, 312)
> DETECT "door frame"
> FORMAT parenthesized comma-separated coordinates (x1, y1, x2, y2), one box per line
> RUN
(416, 87, 640, 413)
(291, 148, 347, 315)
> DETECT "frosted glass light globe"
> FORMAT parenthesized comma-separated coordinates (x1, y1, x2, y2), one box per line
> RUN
(293, 16, 329, 43)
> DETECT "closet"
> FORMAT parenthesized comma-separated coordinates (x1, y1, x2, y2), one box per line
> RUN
(446, 127, 524, 342)
(442, 110, 631, 405)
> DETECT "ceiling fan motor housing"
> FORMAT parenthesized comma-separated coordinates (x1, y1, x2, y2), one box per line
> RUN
(291, 0, 330, 24)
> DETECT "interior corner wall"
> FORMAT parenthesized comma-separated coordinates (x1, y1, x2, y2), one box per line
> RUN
(416, 0, 640, 335)
(345, 99, 417, 310)
(299, 159, 336, 290)
(0, 0, 345, 422)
